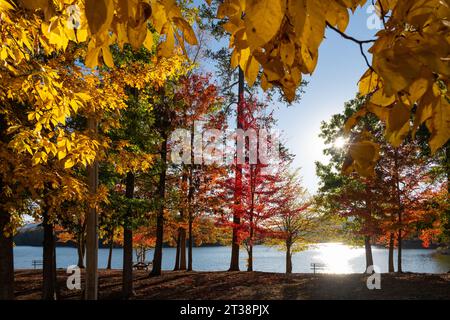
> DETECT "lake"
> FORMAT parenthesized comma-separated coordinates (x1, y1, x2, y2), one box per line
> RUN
(14, 243, 450, 274)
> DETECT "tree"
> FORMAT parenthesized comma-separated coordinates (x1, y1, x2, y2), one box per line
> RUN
(317, 96, 445, 273)
(0, 0, 197, 300)
(268, 168, 316, 274)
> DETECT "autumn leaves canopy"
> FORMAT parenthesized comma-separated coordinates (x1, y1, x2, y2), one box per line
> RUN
(1, 0, 449, 178)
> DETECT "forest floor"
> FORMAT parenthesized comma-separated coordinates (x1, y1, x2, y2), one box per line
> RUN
(14, 269, 450, 300)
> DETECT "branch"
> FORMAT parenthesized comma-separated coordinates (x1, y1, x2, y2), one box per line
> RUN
(326, 22, 375, 71)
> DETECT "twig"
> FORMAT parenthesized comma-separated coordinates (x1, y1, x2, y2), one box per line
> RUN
(326, 22, 375, 71)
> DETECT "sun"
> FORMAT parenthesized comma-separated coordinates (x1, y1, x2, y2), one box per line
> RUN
(333, 137, 348, 150)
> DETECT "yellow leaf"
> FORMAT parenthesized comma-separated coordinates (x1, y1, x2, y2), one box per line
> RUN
(386, 102, 410, 147)
(143, 31, 154, 51)
(245, 55, 259, 87)
(85, 0, 114, 35)
(64, 158, 75, 169)
(217, 1, 240, 19)
(345, 141, 380, 177)
(428, 96, 450, 154)
(127, 22, 147, 49)
(344, 109, 367, 134)
(172, 17, 198, 45)
(0, 0, 14, 11)
(57, 150, 66, 161)
(359, 69, 380, 95)
(85, 46, 100, 69)
(370, 89, 396, 107)
(280, 40, 295, 66)
(102, 46, 114, 68)
(244, 0, 285, 50)
(408, 77, 430, 104)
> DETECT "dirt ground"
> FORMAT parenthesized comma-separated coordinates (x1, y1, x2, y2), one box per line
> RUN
(13, 269, 450, 300)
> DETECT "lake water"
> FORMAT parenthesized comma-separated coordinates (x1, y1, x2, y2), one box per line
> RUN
(14, 243, 450, 274)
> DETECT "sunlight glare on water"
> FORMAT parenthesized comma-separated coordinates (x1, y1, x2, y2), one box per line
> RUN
(312, 243, 363, 274)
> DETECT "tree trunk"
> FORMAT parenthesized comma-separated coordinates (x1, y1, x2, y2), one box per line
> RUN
(173, 232, 180, 271)
(85, 117, 99, 300)
(188, 217, 193, 271)
(76, 219, 86, 269)
(0, 114, 14, 300)
(180, 228, 187, 270)
(187, 141, 195, 272)
(0, 210, 14, 300)
(247, 245, 253, 272)
(397, 225, 403, 273)
(444, 142, 450, 245)
(247, 165, 255, 272)
(77, 239, 85, 269)
(229, 67, 245, 272)
(42, 209, 58, 300)
(122, 172, 135, 298)
(151, 132, 167, 276)
(394, 150, 403, 273)
(388, 232, 395, 272)
(364, 236, 374, 272)
(178, 168, 188, 271)
(106, 232, 114, 270)
(286, 241, 292, 274)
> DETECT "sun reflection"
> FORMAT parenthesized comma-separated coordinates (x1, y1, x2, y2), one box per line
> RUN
(313, 243, 362, 274)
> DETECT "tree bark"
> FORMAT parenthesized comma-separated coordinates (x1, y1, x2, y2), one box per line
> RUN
(77, 239, 85, 269)
(247, 245, 253, 272)
(286, 240, 292, 274)
(247, 165, 256, 272)
(173, 232, 180, 271)
(397, 224, 403, 273)
(151, 131, 167, 276)
(42, 209, 58, 300)
(178, 168, 188, 271)
(229, 67, 245, 272)
(388, 232, 395, 272)
(0, 210, 14, 300)
(394, 149, 403, 273)
(364, 236, 374, 272)
(85, 117, 99, 300)
(106, 231, 114, 270)
(444, 142, 450, 245)
(122, 171, 135, 298)
(188, 216, 193, 271)
(180, 228, 187, 270)
(0, 114, 14, 300)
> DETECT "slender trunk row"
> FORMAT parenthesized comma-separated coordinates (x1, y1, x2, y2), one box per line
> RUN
(388, 232, 395, 272)
(0, 114, 14, 300)
(364, 236, 374, 272)
(42, 209, 58, 300)
(85, 117, 99, 300)
(123, 172, 135, 298)
(0, 210, 14, 300)
(394, 150, 403, 273)
(151, 129, 168, 276)
(229, 68, 245, 272)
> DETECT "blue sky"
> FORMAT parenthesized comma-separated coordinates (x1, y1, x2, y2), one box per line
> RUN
(198, 3, 380, 194)
(272, 5, 379, 193)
